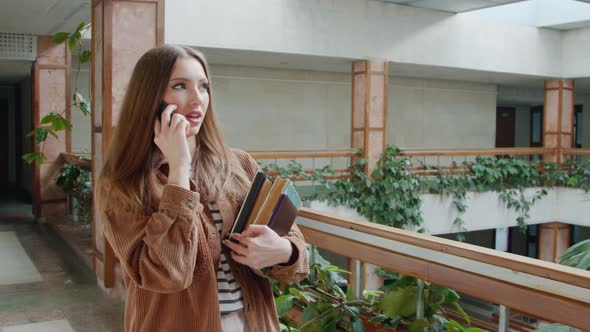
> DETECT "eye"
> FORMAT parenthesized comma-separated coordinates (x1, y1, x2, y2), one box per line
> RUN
(199, 82, 210, 92)
(172, 82, 185, 90)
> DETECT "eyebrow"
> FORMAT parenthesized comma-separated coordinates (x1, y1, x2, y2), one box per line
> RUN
(169, 77, 208, 82)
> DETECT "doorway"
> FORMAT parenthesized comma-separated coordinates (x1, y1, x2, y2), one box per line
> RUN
(495, 107, 516, 147)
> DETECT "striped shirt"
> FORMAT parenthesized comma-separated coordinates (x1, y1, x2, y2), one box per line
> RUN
(208, 201, 244, 316)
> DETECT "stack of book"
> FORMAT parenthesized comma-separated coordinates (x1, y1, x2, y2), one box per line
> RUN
(227, 171, 302, 242)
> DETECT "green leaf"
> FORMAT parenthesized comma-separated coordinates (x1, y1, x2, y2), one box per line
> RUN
(289, 288, 315, 303)
(350, 317, 364, 332)
(79, 49, 91, 64)
(377, 286, 419, 318)
(452, 302, 470, 326)
(22, 152, 46, 165)
(36, 127, 48, 143)
(67, 35, 78, 51)
(75, 92, 91, 115)
(407, 318, 430, 332)
(75, 22, 86, 34)
(275, 295, 295, 317)
(52, 32, 70, 44)
(325, 265, 350, 274)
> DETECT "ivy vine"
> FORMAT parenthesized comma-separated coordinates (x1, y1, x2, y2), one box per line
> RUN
(262, 146, 590, 236)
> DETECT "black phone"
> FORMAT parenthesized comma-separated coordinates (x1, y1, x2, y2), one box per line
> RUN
(156, 101, 171, 121)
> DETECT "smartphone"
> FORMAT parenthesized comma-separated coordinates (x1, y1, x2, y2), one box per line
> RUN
(156, 101, 172, 121)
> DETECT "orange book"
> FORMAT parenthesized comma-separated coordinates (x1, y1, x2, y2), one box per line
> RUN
(245, 178, 272, 226)
(252, 177, 288, 225)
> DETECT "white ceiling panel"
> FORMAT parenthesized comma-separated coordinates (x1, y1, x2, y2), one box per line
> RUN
(382, 0, 527, 13)
(0, 0, 90, 35)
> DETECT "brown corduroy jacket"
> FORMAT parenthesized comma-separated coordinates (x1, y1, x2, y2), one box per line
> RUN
(101, 149, 309, 332)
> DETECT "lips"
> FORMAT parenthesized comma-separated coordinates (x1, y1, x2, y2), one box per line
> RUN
(184, 111, 203, 125)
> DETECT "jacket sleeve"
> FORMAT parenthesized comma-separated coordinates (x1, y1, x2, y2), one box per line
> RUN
(233, 149, 310, 284)
(102, 184, 203, 293)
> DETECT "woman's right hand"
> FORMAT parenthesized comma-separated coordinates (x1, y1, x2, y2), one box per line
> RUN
(154, 104, 192, 188)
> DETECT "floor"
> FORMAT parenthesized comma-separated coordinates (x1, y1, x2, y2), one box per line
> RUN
(0, 199, 124, 332)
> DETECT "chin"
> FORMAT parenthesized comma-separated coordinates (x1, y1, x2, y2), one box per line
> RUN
(187, 126, 202, 137)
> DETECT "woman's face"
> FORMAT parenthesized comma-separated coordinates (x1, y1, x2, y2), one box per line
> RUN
(162, 56, 210, 137)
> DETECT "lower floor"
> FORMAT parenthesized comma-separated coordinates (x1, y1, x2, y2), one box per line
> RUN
(0, 202, 123, 332)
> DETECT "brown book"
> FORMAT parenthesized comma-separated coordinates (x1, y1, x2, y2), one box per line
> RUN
(253, 177, 288, 225)
(266, 194, 298, 236)
(245, 177, 272, 227)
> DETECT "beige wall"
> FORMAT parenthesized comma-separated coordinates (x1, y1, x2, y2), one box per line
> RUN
(211, 65, 499, 150)
(388, 78, 497, 148)
(211, 64, 351, 150)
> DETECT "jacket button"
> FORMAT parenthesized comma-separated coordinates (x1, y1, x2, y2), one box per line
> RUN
(185, 200, 196, 209)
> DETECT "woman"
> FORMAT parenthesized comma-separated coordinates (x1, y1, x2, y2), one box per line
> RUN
(96, 44, 309, 332)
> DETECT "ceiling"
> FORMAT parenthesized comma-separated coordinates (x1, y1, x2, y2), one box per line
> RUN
(0, 0, 90, 35)
(381, 0, 527, 13)
(0, 0, 90, 83)
(199, 46, 590, 95)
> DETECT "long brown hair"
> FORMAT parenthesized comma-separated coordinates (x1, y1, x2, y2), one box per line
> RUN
(97, 45, 250, 214)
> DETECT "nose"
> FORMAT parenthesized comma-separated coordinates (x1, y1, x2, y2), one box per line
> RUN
(189, 85, 203, 106)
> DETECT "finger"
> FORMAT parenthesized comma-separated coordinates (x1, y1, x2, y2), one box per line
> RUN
(230, 251, 248, 266)
(223, 238, 248, 256)
(162, 105, 176, 128)
(242, 225, 268, 238)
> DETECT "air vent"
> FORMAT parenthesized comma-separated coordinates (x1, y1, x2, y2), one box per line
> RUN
(0, 33, 37, 60)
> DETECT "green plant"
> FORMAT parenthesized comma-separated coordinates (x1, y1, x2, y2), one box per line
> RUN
(329, 146, 424, 229)
(558, 239, 590, 271)
(23, 22, 91, 165)
(274, 247, 484, 332)
(55, 162, 92, 224)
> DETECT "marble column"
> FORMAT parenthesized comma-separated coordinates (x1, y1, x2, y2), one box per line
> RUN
(91, 0, 164, 290)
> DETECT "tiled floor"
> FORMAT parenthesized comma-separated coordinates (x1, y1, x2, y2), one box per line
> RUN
(0, 204, 124, 332)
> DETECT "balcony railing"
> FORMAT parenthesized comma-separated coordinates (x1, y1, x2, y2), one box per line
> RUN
(297, 208, 590, 330)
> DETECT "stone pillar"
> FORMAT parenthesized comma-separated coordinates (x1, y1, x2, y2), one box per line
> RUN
(540, 79, 574, 262)
(350, 59, 388, 291)
(538, 223, 570, 262)
(32, 36, 71, 221)
(543, 79, 574, 163)
(92, 0, 164, 290)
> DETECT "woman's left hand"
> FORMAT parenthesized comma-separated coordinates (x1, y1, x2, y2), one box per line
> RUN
(223, 225, 293, 269)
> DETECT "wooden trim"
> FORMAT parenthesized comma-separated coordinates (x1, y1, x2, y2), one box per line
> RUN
(103, 0, 113, 149)
(557, 80, 563, 163)
(400, 150, 553, 157)
(553, 222, 559, 261)
(66, 44, 72, 153)
(363, 61, 370, 170)
(33, 61, 41, 217)
(156, 0, 165, 46)
(250, 152, 355, 159)
(102, 0, 115, 289)
(383, 62, 388, 150)
(94, 248, 104, 262)
(247, 148, 355, 153)
(350, 62, 356, 151)
(297, 208, 590, 289)
(91, 0, 98, 275)
(299, 225, 590, 331)
(40, 198, 67, 204)
(37, 64, 68, 70)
